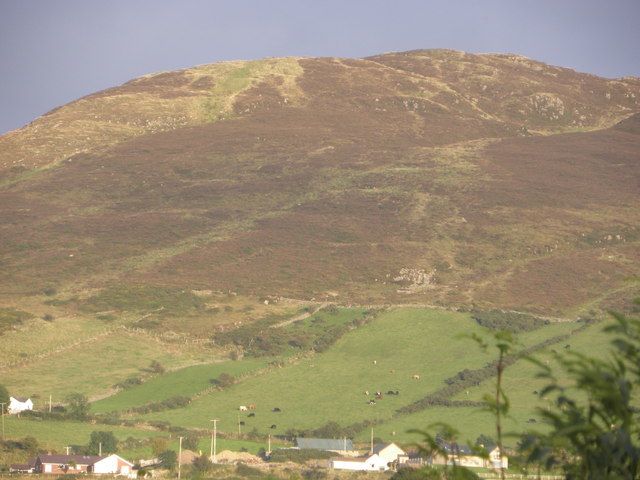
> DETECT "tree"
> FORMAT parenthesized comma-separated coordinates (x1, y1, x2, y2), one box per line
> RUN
(150, 437, 168, 457)
(22, 436, 39, 454)
(182, 434, 199, 451)
(158, 450, 177, 470)
(0, 384, 9, 406)
(65, 393, 89, 420)
(149, 361, 165, 374)
(211, 373, 235, 389)
(88, 431, 118, 455)
(526, 308, 640, 478)
(191, 455, 212, 474)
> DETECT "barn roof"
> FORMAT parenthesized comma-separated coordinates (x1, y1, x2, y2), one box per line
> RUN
(10, 396, 30, 403)
(295, 437, 354, 451)
(373, 442, 404, 454)
(37, 454, 104, 465)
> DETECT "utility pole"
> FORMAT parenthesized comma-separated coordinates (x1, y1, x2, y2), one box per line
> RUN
(0, 403, 6, 441)
(177, 436, 183, 479)
(267, 434, 271, 456)
(49, 395, 52, 413)
(99, 442, 102, 456)
(66, 446, 71, 455)
(237, 412, 241, 437)
(209, 419, 219, 463)
(370, 427, 374, 455)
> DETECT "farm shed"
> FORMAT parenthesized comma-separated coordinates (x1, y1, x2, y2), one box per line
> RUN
(294, 437, 355, 453)
(331, 453, 389, 471)
(8, 396, 33, 414)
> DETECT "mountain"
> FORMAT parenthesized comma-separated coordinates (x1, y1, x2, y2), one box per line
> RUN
(1, 49, 639, 316)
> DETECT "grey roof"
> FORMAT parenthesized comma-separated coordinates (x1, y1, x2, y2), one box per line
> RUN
(37, 455, 104, 465)
(436, 441, 474, 455)
(373, 443, 393, 454)
(295, 437, 354, 451)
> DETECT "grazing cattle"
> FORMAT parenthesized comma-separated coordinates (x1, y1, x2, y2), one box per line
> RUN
(395, 390, 399, 395)
(239, 405, 248, 411)
(373, 360, 377, 365)
(412, 374, 420, 380)
(270, 424, 277, 429)
(389, 369, 395, 374)
(387, 390, 395, 395)
(248, 413, 256, 417)
(248, 404, 256, 410)
(272, 407, 281, 412)
(368, 399, 376, 405)
(364, 390, 370, 396)
(239, 421, 245, 426)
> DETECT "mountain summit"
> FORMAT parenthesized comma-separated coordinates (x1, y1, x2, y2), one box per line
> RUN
(1, 50, 639, 314)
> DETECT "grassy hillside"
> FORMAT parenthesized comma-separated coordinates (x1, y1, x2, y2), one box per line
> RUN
(130, 308, 578, 442)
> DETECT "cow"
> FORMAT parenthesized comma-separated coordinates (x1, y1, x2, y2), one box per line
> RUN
(387, 390, 395, 395)
(412, 374, 420, 380)
(364, 390, 370, 396)
(272, 407, 281, 412)
(368, 399, 376, 405)
(248, 413, 256, 417)
(373, 360, 377, 365)
(239, 405, 248, 411)
(395, 390, 399, 395)
(270, 424, 277, 429)
(239, 421, 245, 426)
(389, 369, 395, 374)
(248, 404, 256, 410)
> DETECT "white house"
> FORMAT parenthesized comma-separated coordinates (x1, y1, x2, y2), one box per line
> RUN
(34, 454, 134, 477)
(331, 453, 389, 471)
(431, 442, 508, 470)
(8, 396, 33, 414)
(373, 443, 406, 465)
(91, 454, 135, 477)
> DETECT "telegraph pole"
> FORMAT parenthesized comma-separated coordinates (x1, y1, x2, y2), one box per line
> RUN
(237, 412, 241, 437)
(177, 436, 183, 479)
(209, 419, 219, 463)
(49, 395, 52, 413)
(267, 434, 271, 456)
(370, 427, 374, 455)
(0, 402, 6, 441)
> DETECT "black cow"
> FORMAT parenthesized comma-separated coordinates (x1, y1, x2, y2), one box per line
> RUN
(387, 390, 395, 395)
(272, 407, 281, 412)
(248, 413, 256, 417)
(239, 421, 245, 426)
(270, 424, 277, 429)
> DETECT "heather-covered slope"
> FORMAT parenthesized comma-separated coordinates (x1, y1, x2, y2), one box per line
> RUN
(1, 50, 639, 315)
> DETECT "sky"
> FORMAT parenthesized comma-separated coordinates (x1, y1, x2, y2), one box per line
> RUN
(1, 0, 639, 134)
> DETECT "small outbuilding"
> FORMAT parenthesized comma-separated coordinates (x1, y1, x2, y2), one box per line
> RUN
(373, 442, 406, 465)
(331, 453, 389, 471)
(8, 396, 33, 414)
(294, 437, 355, 454)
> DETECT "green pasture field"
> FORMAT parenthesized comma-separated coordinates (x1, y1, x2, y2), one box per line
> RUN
(92, 358, 268, 414)
(369, 318, 620, 445)
(137, 308, 576, 440)
(2, 416, 161, 450)
(1, 329, 213, 401)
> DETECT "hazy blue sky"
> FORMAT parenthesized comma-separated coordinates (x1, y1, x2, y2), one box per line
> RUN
(1, 0, 639, 133)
